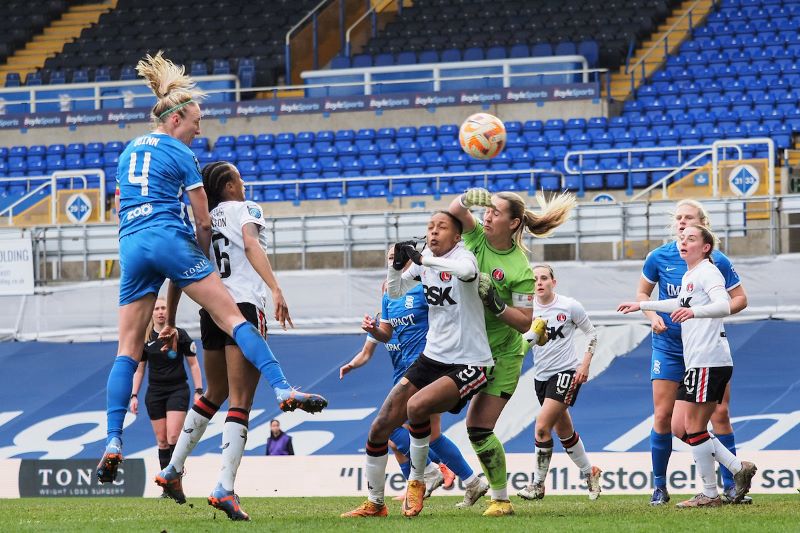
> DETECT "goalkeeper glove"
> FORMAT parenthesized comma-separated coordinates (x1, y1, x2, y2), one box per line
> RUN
(478, 272, 507, 316)
(523, 317, 549, 347)
(459, 187, 493, 209)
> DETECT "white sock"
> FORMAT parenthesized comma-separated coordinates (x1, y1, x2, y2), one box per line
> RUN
(366, 452, 389, 505)
(219, 416, 248, 491)
(491, 486, 508, 500)
(534, 440, 554, 483)
(561, 433, 592, 476)
(171, 409, 213, 472)
(409, 434, 430, 482)
(691, 439, 719, 498)
(463, 473, 478, 486)
(710, 435, 742, 474)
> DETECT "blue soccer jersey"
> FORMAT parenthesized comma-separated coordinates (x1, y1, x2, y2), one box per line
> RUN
(117, 133, 203, 238)
(642, 240, 741, 355)
(381, 283, 428, 383)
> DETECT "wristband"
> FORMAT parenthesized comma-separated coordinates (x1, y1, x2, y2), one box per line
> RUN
(130, 394, 137, 399)
(194, 388, 203, 395)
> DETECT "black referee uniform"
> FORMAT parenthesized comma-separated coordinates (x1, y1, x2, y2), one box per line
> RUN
(141, 328, 198, 421)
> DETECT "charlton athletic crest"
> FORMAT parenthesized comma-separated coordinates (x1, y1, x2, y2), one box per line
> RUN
(557, 313, 567, 322)
(492, 268, 504, 281)
(686, 283, 694, 293)
(440, 272, 452, 282)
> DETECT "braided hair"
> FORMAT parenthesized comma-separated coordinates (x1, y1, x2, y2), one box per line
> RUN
(202, 161, 237, 211)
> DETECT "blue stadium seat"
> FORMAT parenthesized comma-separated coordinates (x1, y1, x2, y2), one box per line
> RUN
(418, 50, 439, 64)
(352, 54, 373, 68)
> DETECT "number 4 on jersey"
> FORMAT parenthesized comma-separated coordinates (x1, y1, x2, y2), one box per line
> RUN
(128, 152, 151, 196)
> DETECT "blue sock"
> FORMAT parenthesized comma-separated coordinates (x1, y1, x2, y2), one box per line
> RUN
(650, 429, 672, 489)
(232, 322, 290, 391)
(428, 448, 442, 465)
(105, 355, 138, 445)
(400, 460, 411, 479)
(430, 435, 474, 480)
(716, 432, 736, 490)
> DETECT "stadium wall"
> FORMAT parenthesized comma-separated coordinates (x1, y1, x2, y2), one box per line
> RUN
(0, 320, 798, 497)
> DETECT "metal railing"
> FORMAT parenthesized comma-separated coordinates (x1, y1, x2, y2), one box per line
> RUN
(10, 195, 800, 282)
(0, 170, 106, 225)
(564, 138, 774, 198)
(284, 0, 337, 83)
(345, 0, 403, 57)
(625, 0, 719, 92)
(301, 55, 595, 94)
(0, 75, 240, 113)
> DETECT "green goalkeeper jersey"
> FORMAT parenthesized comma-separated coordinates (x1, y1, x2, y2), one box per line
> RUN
(462, 219, 534, 357)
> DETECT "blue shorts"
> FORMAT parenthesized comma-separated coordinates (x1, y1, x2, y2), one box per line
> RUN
(650, 349, 685, 382)
(119, 227, 214, 305)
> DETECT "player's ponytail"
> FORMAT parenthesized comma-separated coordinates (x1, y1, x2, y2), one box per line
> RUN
(202, 161, 237, 211)
(136, 51, 206, 127)
(496, 191, 576, 251)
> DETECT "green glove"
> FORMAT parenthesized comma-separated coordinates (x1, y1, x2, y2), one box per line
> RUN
(478, 272, 507, 316)
(460, 188, 493, 209)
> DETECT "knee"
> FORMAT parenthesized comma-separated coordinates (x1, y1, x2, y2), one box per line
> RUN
(710, 404, 730, 425)
(166, 433, 179, 445)
(653, 408, 673, 433)
(466, 426, 493, 445)
(406, 397, 427, 423)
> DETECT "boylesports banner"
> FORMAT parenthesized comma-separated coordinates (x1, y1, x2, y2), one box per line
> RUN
(0, 83, 599, 131)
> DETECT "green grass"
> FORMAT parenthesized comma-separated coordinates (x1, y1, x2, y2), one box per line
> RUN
(0, 495, 798, 532)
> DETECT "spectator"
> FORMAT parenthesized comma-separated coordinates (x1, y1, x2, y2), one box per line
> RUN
(265, 420, 294, 455)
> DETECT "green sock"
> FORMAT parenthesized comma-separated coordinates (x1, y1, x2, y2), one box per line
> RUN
(468, 427, 507, 490)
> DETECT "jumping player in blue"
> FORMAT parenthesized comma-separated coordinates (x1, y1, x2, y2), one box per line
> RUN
(97, 52, 327, 484)
(340, 247, 487, 516)
(637, 199, 749, 505)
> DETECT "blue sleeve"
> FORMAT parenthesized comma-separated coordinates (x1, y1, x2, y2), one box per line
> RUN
(713, 251, 741, 290)
(175, 142, 202, 190)
(642, 250, 659, 284)
(380, 293, 389, 322)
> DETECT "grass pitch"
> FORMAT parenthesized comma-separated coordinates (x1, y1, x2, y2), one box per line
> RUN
(1, 494, 797, 532)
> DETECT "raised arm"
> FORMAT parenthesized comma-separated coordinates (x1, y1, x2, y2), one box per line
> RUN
(187, 186, 212, 258)
(241, 222, 292, 330)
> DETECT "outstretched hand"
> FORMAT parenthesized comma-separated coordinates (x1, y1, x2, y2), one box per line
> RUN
(272, 289, 294, 330)
(158, 325, 178, 353)
(617, 302, 641, 314)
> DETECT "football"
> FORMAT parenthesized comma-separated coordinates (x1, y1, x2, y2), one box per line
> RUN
(458, 113, 506, 160)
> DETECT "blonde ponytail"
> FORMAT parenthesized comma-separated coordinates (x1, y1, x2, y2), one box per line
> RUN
(494, 191, 576, 251)
(136, 51, 206, 126)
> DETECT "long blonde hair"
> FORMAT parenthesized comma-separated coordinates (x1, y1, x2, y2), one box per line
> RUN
(495, 191, 576, 251)
(136, 51, 206, 127)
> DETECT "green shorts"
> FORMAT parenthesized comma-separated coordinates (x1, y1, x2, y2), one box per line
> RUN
(483, 352, 524, 399)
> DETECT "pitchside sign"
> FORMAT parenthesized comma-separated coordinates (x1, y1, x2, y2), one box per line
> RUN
(18, 459, 146, 498)
(3, 453, 796, 498)
(0, 238, 34, 296)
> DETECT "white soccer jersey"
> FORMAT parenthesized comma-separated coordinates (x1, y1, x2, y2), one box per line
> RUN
(208, 200, 269, 310)
(677, 259, 732, 368)
(403, 243, 493, 367)
(533, 294, 593, 381)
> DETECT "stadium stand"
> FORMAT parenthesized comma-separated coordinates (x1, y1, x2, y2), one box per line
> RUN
(341, 0, 679, 71)
(0, 1, 69, 68)
(31, 0, 319, 88)
(0, 0, 797, 208)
